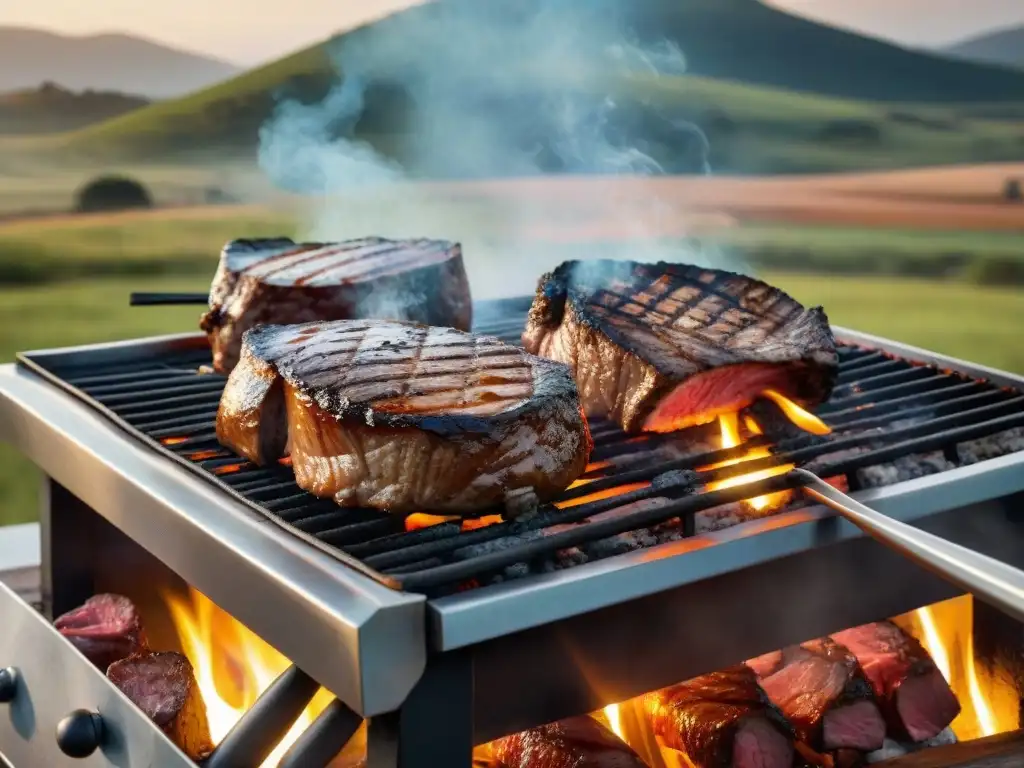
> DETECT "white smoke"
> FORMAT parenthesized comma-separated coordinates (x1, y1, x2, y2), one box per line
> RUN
(257, 0, 748, 299)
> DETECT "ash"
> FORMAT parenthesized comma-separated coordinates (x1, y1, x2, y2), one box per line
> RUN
(856, 451, 956, 489)
(957, 427, 1024, 465)
(866, 728, 956, 762)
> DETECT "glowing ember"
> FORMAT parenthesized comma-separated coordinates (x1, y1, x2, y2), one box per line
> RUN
(701, 413, 793, 512)
(404, 513, 503, 533)
(188, 450, 221, 461)
(166, 589, 333, 767)
(554, 483, 651, 509)
(761, 389, 832, 436)
(213, 463, 245, 476)
(910, 595, 1019, 741)
(586, 460, 612, 473)
(161, 436, 188, 446)
(278, 456, 292, 467)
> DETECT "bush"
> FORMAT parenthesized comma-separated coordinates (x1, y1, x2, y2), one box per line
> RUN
(75, 175, 153, 213)
(964, 256, 1024, 286)
(816, 119, 882, 145)
(1004, 178, 1022, 203)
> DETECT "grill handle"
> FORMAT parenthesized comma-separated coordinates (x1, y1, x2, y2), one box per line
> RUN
(794, 467, 1024, 624)
(129, 292, 209, 306)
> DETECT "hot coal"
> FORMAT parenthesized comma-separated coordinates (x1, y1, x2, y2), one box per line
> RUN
(107, 651, 214, 761)
(956, 427, 1024, 466)
(855, 453, 956, 490)
(54, 593, 149, 671)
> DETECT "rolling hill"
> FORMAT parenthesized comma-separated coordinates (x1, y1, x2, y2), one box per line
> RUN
(24, 0, 1024, 175)
(944, 26, 1024, 70)
(0, 83, 149, 135)
(0, 26, 241, 98)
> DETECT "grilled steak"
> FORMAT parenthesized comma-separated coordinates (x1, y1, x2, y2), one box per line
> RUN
(217, 319, 592, 513)
(831, 622, 960, 742)
(54, 594, 149, 671)
(200, 237, 473, 374)
(107, 651, 213, 761)
(522, 260, 838, 433)
(754, 638, 886, 753)
(643, 665, 795, 768)
(491, 716, 647, 768)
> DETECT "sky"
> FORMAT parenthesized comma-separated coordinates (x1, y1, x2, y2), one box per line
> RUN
(2, 0, 1024, 65)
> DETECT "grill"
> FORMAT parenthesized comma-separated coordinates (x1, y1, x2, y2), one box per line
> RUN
(14, 297, 1024, 598)
(3, 296, 1024, 768)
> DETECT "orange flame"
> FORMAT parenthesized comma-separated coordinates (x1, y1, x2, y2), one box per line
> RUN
(213, 463, 245, 475)
(701, 413, 793, 512)
(161, 436, 187, 446)
(554, 483, 651, 509)
(165, 589, 333, 767)
(761, 390, 832, 436)
(404, 513, 504, 532)
(910, 595, 1019, 741)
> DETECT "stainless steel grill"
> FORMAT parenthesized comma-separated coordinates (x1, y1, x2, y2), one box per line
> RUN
(2, 296, 1024, 767)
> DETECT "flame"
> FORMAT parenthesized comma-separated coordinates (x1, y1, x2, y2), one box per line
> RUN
(760, 390, 832, 436)
(188, 449, 221, 461)
(554, 483, 651, 509)
(911, 595, 1019, 741)
(214, 463, 245, 475)
(165, 588, 333, 767)
(701, 413, 794, 512)
(404, 513, 503, 532)
(161, 436, 187, 446)
(586, 460, 612, 473)
(603, 703, 625, 740)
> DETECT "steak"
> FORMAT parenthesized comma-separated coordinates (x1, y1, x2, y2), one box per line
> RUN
(107, 651, 213, 761)
(200, 237, 473, 374)
(642, 665, 795, 768)
(217, 319, 592, 513)
(754, 638, 886, 752)
(54, 594, 149, 671)
(522, 260, 838, 433)
(831, 622, 961, 742)
(491, 716, 647, 768)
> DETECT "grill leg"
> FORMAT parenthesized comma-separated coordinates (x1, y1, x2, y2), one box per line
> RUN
(40, 478, 96, 619)
(366, 651, 474, 768)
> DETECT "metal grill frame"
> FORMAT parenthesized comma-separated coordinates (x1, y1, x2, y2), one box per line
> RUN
(4, 304, 1024, 767)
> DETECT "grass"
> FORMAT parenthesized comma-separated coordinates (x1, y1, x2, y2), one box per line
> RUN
(1, 272, 1022, 526)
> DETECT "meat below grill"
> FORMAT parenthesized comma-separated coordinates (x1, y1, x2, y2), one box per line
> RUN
(642, 665, 795, 768)
(217, 319, 592, 513)
(107, 651, 214, 761)
(490, 716, 648, 767)
(200, 237, 473, 373)
(831, 622, 961, 742)
(522, 260, 838, 433)
(752, 638, 886, 753)
(54, 593, 149, 671)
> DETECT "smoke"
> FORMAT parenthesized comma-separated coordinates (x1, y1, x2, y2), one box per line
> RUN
(257, 0, 748, 299)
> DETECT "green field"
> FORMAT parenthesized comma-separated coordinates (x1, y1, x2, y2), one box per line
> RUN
(1, 271, 1021, 526)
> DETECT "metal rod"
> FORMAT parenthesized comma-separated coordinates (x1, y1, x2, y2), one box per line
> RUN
(202, 665, 320, 768)
(795, 468, 1024, 625)
(277, 699, 363, 768)
(129, 292, 209, 306)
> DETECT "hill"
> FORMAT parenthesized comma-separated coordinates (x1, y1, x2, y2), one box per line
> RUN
(0, 83, 149, 135)
(944, 25, 1024, 70)
(0, 26, 241, 99)
(28, 0, 1024, 175)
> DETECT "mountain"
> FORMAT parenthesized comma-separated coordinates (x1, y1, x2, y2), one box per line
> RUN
(0, 27, 241, 99)
(0, 82, 149, 134)
(46, 0, 1024, 173)
(944, 25, 1024, 70)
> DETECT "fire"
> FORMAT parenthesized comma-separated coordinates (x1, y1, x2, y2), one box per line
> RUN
(603, 703, 624, 739)
(554, 483, 651, 509)
(701, 391, 831, 513)
(403, 513, 504, 532)
(165, 588, 333, 767)
(909, 595, 1019, 741)
(161, 436, 187, 446)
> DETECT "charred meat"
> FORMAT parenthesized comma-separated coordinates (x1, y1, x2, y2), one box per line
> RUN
(831, 622, 961, 742)
(753, 638, 886, 753)
(107, 651, 213, 761)
(54, 593, 149, 671)
(200, 237, 473, 373)
(491, 716, 648, 768)
(217, 319, 592, 513)
(642, 665, 795, 768)
(522, 260, 837, 433)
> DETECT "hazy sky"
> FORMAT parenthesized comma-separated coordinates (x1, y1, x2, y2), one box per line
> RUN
(2, 0, 1024, 65)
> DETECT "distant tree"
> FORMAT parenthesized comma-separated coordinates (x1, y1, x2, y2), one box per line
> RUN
(1004, 178, 1022, 203)
(75, 175, 153, 213)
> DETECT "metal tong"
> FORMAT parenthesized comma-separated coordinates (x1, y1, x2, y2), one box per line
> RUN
(793, 467, 1024, 624)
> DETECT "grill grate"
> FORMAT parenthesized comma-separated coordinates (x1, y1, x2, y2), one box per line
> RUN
(16, 297, 1024, 596)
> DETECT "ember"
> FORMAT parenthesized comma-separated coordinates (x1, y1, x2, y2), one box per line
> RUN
(165, 588, 333, 767)
(404, 513, 504, 532)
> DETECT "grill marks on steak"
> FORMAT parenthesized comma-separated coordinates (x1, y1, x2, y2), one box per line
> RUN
(217, 319, 592, 512)
(54, 593, 149, 671)
(200, 236, 473, 373)
(832, 622, 961, 742)
(522, 260, 838, 433)
(107, 652, 214, 761)
(753, 638, 886, 753)
(643, 665, 795, 768)
(491, 716, 648, 768)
